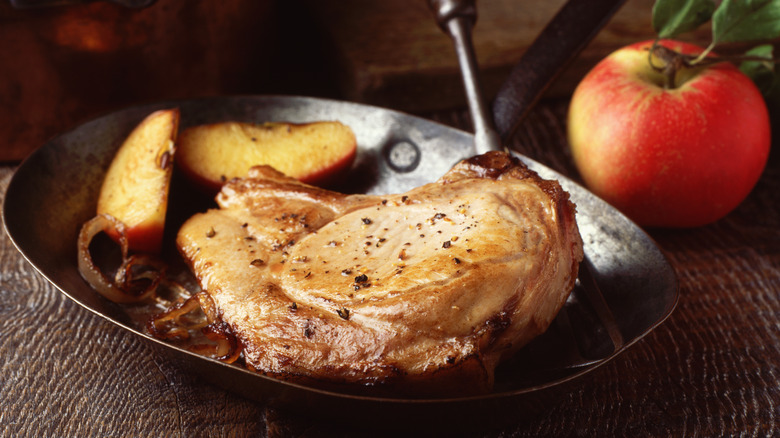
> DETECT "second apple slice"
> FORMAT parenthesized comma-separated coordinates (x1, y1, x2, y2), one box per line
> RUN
(175, 121, 357, 193)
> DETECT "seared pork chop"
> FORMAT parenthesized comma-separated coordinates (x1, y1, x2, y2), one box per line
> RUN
(177, 151, 583, 395)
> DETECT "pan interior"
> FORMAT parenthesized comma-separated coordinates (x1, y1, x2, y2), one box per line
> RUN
(2, 96, 677, 404)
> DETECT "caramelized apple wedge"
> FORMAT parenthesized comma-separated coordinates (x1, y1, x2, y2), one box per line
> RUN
(97, 108, 179, 254)
(175, 121, 356, 193)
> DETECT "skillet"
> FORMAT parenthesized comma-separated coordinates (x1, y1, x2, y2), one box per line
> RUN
(2, 0, 677, 426)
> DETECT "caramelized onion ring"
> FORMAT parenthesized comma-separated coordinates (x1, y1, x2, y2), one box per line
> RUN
(79, 215, 241, 363)
(77, 214, 161, 304)
(148, 292, 206, 341)
(150, 291, 242, 363)
(115, 254, 166, 292)
(201, 320, 242, 363)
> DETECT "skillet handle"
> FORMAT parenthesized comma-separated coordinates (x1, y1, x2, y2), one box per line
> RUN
(429, 0, 502, 154)
(430, 0, 628, 148)
(492, 0, 628, 143)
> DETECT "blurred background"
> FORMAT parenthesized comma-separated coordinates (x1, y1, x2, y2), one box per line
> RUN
(0, 0, 710, 162)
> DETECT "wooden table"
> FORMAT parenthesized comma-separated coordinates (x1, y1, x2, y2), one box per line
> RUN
(1, 100, 779, 437)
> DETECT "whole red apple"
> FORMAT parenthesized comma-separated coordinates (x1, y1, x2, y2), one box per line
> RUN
(567, 39, 771, 227)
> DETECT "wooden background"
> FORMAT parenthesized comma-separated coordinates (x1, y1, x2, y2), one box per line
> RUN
(1, 100, 778, 436)
(0, 0, 714, 161)
(303, 0, 710, 112)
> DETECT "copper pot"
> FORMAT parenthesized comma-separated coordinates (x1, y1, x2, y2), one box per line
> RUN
(0, 0, 276, 161)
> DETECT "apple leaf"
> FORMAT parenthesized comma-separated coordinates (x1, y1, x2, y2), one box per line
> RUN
(712, 0, 780, 44)
(740, 44, 777, 95)
(652, 0, 716, 38)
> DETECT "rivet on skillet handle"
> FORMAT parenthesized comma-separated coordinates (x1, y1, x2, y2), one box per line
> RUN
(429, 0, 628, 147)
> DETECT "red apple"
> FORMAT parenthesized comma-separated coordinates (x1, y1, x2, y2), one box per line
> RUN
(567, 39, 771, 227)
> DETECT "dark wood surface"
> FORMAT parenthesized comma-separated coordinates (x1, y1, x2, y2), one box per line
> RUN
(304, 0, 712, 113)
(1, 100, 778, 437)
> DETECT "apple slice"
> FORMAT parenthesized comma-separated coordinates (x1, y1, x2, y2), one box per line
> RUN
(175, 121, 357, 193)
(97, 108, 179, 254)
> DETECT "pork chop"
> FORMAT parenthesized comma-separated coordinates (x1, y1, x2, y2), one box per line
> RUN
(176, 151, 583, 395)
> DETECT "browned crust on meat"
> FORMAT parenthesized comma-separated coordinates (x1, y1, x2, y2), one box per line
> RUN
(176, 151, 583, 396)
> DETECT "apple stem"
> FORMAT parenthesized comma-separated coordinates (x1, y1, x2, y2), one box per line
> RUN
(649, 39, 779, 90)
(649, 43, 686, 89)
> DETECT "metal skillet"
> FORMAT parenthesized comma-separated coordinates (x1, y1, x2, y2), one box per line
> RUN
(3, 0, 676, 426)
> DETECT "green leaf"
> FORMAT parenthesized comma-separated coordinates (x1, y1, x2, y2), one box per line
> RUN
(740, 44, 777, 95)
(652, 0, 716, 38)
(740, 44, 775, 74)
(712, 0, 780, 44)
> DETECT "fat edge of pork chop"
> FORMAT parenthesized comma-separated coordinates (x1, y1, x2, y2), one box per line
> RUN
(176, 151, 584, 396)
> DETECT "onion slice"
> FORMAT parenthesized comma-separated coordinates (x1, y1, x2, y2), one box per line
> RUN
(201, 320, 242, 363)
(77, 214, 161, 304)
(148, 292, 206, 341)
(149, 291, 242, 363)
(79, 214, 242, 363)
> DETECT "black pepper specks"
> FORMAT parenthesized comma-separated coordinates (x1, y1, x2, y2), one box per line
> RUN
(303, 322, 314, 338)
(158, 151, 171, 170)
(250, 259, 265, 267)
(337, 308, 350, 320)
(361, 217, 372, 225)
(271, 239, 295, 252)
(353, 274, 371, 290)
(442, 240, 451, 248)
